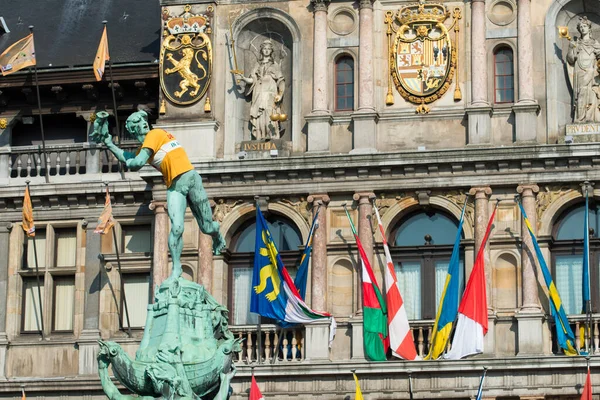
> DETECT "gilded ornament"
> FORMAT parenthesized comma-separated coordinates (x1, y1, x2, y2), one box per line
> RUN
(89, 113, 96, 123)
(160, 4, 213, 106)
(385, 0, 461, 113)
(0, 118, 7, 129)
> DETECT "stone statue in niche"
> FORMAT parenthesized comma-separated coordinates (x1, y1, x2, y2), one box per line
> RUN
(234, 40, 286, 140)
(565, 16, 600, 123)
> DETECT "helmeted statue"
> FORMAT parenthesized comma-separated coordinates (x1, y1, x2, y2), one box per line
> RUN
(566, 16, 600, 123)
(234, 40, 286, 140)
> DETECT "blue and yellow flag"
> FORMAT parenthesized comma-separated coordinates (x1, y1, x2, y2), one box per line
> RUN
(250, 207, 288, 321)
(518, 202, 577, 356)
(294, 208, 319, 300)
(425, 200, 466, 359)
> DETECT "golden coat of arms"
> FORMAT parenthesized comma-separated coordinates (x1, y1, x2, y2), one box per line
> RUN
(160, 5, 213, 106)
(385, 0, 462, 113)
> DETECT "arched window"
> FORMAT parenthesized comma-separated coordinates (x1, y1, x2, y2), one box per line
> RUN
(335, 56, 354, 111)
(552, 202, 600, 315)
(494, 47, 514, 103)
(389, 209, 464, 320)
(229, 214, 303, 325)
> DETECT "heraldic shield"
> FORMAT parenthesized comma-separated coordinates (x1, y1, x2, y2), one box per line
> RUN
(387, 0, 461, 112)
(160, 5, 213, 106)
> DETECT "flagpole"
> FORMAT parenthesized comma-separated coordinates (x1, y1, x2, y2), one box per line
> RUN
(255, 198, 263, 365)
(28, 26, 49, 183)
(583, 182, 593, 355)
(104, 182, 132, 338)
(101, 21, 125, 181)
(26, 181, 45, 339)
(407, 370, 414, 400)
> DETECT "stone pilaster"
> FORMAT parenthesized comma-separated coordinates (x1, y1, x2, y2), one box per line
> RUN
(307, 0, 332, 153)
(307, 194, 330, 311)
(513, 0, 539, 143)
(150, 201, 169, 294)
(0, 223, 12, 380)
(198, 231, 213, 294)
(516, 184, 545, 355)
(77, 112, 101, 175)
(351, 0, 377, 153)
(78, 220, 102, 375)
(467, 0, 491, 145)
(469, 186, 495, 356)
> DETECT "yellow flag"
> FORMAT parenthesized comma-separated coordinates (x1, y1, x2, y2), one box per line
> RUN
(353, 373, 364, 400)
(0, 33, 36, 76)
(93, 26, 110, 81)
(94, 188, 115, 234)
(22, 186, 35, 237)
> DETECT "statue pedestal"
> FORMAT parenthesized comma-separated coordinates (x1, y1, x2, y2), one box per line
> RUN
(466, 105, 492, 145)
(154, 120, 220, 161)
(350, 110, 378, 153)
(304, 319, 331, 362)
(236, 139, 292, 159)
(348, 315, 365, 360)
(561, 122, 600, 143)
(78, 329, 101, 375)
(516, 311, 546, 356)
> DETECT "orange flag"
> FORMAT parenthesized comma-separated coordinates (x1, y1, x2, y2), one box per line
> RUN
(93, 26, 110, 81)
(22, 186, 35, 237)
(581, 367, 592, 400)
(0, 33, 36, 76)
(94, 187, 115, 234)
(21, 388, 26, 400)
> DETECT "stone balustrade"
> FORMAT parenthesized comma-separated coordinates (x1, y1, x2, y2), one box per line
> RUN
(5, 142, 139, 180)
(230, 324, 304, 364)
(551, 314, 600, 355)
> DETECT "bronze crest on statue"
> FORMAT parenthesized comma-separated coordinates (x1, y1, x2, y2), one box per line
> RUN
(160, 5, 213, 106)
(385, 0, 462, 113)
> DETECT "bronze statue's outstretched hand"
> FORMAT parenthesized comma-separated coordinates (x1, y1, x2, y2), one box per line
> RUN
(90, 111, 112, 144)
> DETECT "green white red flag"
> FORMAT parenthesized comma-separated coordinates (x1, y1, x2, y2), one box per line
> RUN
(343, 206, 389, 361)
(374, 203, 418, 360)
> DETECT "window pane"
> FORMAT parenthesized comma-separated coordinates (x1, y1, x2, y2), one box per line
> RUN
(395, 261, 421, 320)
(496, 77, 505, 90)
(337, 85, 345, 97)
(555, 255, 583, 315)
(395, 211, 460, 246)
(232, 267, 259, 325)
(55, 228, 77, 267)
(122, 274, 150, 328)
(555, 205, 599, 240)
(23, 279, 44, 332)
(123, 225, 152, 253)
(434, 258, 464, 313)
(505, 89, 514, 102)
(26, 230, 46, 269)
(54, 276, 75, 331)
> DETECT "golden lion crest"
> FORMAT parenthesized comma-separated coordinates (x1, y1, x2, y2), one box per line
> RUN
(160, 5, 213, 106)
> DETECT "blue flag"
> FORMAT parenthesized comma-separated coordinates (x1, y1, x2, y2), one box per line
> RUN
(425, 199, 466, 359)
(294, 208, 319, 300)
(583, 189, 590, 313)
(518, 202, 577, 355)
(250, 206, 288, 321)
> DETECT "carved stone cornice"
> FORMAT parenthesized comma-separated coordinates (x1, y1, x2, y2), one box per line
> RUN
(310, 0, 330, 13)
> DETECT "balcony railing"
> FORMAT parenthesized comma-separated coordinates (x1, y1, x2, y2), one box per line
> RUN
(551, 314, 600, 355)
(2, 142, 140, 180)
(231, 324, 304, 364)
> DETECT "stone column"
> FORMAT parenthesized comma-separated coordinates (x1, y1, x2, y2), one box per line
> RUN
(516, 184, 544, 355)
(513, 0, 540, 142)
(466, 0, 492, 144)
(307, 0, 333, 153)
(305, 194, 331, 361)
(78, 220, 102, 375)
(198, 232, 213, 294)
(0, 223, 12, 380)
(77, 112, 102, 175)
(150, 201, 169, 294)
(469, 186, 495, 355)
(351, 0, 378, 153)
(353, 192, 376, 269)
(307, 194, 330, 311)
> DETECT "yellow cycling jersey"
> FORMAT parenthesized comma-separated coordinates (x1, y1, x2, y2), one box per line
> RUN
(139, 129, 193, 188)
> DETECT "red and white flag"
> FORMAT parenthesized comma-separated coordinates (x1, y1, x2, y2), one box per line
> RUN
(581, 367, 592, 400)
(445, 205, 497, 359)
(250, 375, 264, 400)
(374, 204, 418, 360)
